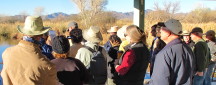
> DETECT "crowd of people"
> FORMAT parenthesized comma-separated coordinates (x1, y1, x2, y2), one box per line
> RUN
(1, 16, 216, 85)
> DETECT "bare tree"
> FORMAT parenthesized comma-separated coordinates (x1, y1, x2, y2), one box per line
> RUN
(19, 11, 28, 21)
(34, 7, 45, 16)
(153, 2, 161, 11)
(171, 1, 180, 14)
(147, 0, 181, 22)
(72, 0, 86, 12)
(71, 0, 107, 28)
(163, 1, 172, 13)
(163, 1, 180, 18)
(154, 1, 180, 13)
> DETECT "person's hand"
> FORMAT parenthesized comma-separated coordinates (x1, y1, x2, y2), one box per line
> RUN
(114, 59, 119, 65)
(195, 72, 204, 76)
(115, 65, 119, 69)
(211, 58, 216, 61)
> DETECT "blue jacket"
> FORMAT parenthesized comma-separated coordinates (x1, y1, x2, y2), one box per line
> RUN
(104, 41, 112, 52)
(150, 38, 195, 85)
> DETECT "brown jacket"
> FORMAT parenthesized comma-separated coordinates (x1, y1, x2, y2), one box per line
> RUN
(69, 43, 83, 58)
(1, 40, 58, 85)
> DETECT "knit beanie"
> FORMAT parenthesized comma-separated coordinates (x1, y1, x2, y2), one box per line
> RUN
(52, 35, 70, 54)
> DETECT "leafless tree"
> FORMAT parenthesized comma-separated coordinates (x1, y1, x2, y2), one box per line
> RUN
(153, 2, 161, 11)
(19, 11, 28, 21)
(171, 1, 180, 14)
(71, 0, 107, 28)
(34, 7, 45, 16)
(163, 1, 180, 18)
(163, 1, 172, 13)
(147, 0, 181, 22)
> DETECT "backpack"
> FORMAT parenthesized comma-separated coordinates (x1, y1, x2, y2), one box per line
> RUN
(83, 46, 107, 84)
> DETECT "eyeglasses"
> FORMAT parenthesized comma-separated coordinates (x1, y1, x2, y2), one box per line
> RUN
(124, 34, 127, 37)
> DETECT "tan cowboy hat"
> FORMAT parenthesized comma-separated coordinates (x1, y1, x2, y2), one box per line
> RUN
(17, 16, 50, 35)
(83, 26, 103, 43)
(181, 30, 190, 36)
(107, 26, 119, 33)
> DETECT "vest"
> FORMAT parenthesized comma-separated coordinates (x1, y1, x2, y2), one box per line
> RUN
(118, 42, 149, 83)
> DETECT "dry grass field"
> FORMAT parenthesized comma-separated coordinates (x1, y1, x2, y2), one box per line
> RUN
(0, 21, 215, 46)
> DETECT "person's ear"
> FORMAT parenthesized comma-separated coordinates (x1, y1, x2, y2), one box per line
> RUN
(166, 31, 172, 37)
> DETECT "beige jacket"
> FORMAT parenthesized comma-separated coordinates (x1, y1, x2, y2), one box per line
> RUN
(75, 42, 109, 66)
(1, 40, 58, 85)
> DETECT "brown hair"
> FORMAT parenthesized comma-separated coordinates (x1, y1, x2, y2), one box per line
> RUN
(52, 51, 68, 59)
(126, 25, 147, 45)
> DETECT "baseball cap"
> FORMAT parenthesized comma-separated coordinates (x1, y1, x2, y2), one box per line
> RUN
(164, 19, 182, 35)
(191, 27, 203, 33)
(68, 21, 78, 28)
(205, 30, 215, 36)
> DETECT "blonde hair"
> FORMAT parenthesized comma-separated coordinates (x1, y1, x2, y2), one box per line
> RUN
(126, 25, 147, 45)
(52, 51, 68, 59)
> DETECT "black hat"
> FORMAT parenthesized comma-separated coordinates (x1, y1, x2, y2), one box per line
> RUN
(205, 30, 215, 36)
(157, 22, 166, 28)
(191, 27, 203, 33)
(52, 36, 70, 54)
(70, 29, 83, 43)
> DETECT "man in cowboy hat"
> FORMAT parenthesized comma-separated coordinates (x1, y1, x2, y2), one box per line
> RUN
(1, 16, 58, 85)
(107, 26, 119, 35)
(104, 26, 120, 52)
(150, 19, 195, 85)
(181, 30, 194, 48)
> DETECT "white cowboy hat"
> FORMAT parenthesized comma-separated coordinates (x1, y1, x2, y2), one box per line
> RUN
(117, 25, 128, 39)
(181, 30, 190, 36)
(83, 26, 103, 43)
(17, 16, 50, 35)
(107, 26, 119, 33)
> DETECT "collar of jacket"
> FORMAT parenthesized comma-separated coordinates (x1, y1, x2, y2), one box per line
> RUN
(163, 38, 182, 49)
(194, 39, 205, 44)
(85, 41, 99, 51)
(124, 42, 144, 51)
(18, 40, 41, 51)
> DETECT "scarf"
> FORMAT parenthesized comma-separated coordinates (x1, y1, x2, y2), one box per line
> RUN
(23, 36, 40, 45)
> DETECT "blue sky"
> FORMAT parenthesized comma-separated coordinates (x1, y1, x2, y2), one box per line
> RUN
(0, 0, 216, 16)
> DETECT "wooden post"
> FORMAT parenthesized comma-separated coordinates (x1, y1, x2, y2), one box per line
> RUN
(133, 0, 145, 30)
